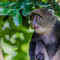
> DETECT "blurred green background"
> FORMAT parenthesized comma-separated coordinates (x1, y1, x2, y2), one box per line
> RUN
(0, 0, 60, 60)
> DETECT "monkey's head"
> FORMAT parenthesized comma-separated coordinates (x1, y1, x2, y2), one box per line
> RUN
(30, 8, 57, 33)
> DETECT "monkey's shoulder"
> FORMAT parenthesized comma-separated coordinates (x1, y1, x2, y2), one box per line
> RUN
(55, 20, 60, 30)
(54, 20, 60, 38)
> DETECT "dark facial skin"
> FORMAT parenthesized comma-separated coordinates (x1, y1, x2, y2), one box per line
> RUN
(31, 14, 41, 29)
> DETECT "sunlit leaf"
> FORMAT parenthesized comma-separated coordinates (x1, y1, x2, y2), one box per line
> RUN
(13, 10, 22, 26)
(22, 4, 33, 16)
(42, 0, 48, 2)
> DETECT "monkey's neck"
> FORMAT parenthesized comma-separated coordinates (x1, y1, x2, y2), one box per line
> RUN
(40, 27, 56, 44)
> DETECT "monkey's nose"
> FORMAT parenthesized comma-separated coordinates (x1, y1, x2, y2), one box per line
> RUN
(36, 53, 45, 60)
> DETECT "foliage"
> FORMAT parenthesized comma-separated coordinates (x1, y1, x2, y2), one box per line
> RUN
(0, 0, 60, 60)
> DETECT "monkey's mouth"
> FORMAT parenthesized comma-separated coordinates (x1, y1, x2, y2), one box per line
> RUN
(33, 26, 39, 29)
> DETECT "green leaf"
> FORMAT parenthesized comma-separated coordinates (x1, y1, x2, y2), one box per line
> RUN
(22, 4, 33, 16)
(0, 8, 9, 15)
(42, 0, 48, 2)
(57, 9, 60, 16)
(22, 8, 31, 16)
(13, 10, 22, 26)
(0, 2, 12, 7)
(0, 8, 15, 15)
(0, 8, 22, 26)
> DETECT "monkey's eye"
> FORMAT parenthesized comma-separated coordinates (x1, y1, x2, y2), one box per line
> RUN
(34, 15, 40, 20)
(35, 16, 39, 20)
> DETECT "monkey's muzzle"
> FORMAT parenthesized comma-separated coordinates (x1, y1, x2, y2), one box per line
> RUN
(36, 53, 45, 60)
(33, 26, 39, 29)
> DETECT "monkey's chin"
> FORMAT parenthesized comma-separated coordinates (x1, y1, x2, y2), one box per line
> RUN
(34, 27, 47, 33)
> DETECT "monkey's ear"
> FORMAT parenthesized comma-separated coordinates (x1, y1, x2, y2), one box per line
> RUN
(48, 9, 54, 16)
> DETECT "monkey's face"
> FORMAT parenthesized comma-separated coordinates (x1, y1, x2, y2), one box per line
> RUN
(30, 8, 56, 33)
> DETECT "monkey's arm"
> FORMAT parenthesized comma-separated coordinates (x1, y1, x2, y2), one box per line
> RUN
(29, 32, 40, 60)
(29, 41, 36, 60)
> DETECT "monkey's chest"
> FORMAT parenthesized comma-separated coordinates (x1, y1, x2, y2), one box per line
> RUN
(42, 33, 56, 44)
(41, 34, 58, 57)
